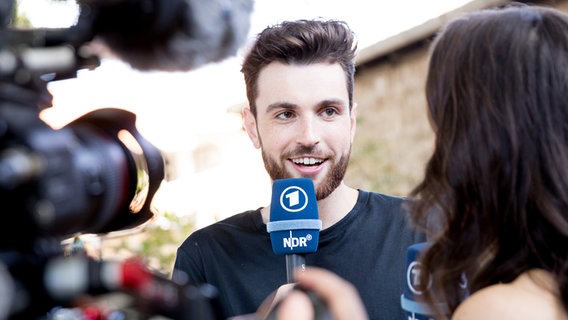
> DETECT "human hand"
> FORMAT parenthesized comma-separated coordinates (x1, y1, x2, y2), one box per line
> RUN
(232, 267, 368, 320)
(290, 267, 369, 320)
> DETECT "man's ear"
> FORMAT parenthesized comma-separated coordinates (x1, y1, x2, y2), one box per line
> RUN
(243, 107, 261, 149)
(350, 102, 358, 143)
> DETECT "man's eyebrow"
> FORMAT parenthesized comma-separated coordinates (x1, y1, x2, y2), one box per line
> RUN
(317, 99, 347, 109)
(265, 102, 297, 114)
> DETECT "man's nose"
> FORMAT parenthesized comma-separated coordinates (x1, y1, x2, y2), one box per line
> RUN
(295, 117, 320, 146)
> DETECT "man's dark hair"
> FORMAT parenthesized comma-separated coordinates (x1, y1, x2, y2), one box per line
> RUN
(241, 18, 358, 116)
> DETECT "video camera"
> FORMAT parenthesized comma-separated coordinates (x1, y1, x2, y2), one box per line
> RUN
(0, 0, 252, 318)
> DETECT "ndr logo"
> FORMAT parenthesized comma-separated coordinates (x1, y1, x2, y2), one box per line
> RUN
(283, 230, 313, 249)
(280, 186, 308, 212)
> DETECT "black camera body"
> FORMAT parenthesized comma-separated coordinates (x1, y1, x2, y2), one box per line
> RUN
(0, 1, 226, 319)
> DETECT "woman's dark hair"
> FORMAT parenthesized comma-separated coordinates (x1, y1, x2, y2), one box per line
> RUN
(408, 3, 568, 317)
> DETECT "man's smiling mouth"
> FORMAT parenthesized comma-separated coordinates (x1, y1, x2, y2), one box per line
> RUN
(291, 157, 324, 166)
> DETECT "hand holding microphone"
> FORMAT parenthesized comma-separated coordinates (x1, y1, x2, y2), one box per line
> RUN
(266, 178, 321, 283)
(262, 180, 368, 320)
(257, 267, 367, 320)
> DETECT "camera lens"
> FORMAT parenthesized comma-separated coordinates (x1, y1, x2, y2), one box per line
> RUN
(0, 106, 164, 248)
(65, 108, 164, 235)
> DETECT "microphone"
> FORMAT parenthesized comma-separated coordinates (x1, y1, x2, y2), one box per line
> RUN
(76, 0, 254, 72)
(267, 178, 322, 283)
(401, 243, 468, 320)
(401, 242, 437, 320)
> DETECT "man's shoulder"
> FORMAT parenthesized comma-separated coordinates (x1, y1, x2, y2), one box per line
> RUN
(357, 190, 419, 227)
(365, 189, 406, 200)
(361, 189, 407, 207)
(188, 208, 262, 238)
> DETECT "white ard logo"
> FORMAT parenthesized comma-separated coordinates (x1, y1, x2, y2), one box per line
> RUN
(280, 186, 308, 212)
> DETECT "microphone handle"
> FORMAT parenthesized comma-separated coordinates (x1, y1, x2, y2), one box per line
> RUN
(285, 254, 306, 283)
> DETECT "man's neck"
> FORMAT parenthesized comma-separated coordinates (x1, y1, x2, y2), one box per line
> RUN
(261, 183, 359, 230)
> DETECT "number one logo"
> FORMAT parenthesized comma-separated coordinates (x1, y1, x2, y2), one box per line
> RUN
(280, 186, 308, 212)
(286, 190, 300, 207)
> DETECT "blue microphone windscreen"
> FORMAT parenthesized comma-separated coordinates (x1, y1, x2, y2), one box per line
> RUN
(267, 178, 321, 255)
(401, 242, 468, 319)
(401, 242, 436, 318)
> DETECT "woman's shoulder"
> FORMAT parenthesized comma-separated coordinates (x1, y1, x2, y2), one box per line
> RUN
(453, 269, 566, 320)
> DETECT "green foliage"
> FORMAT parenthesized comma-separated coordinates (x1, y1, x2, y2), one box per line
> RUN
(143, 211, 196, 276)
(12, 0, 32, 27)
(107, 211, 197, 277)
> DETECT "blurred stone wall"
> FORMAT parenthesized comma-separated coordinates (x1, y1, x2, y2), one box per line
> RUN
(346, 45, 433, 197)
(345, 0, 568, 197)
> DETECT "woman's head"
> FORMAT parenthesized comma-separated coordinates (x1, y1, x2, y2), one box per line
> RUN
(410, 3, 568, 316)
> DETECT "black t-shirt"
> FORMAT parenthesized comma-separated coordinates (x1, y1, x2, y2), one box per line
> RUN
(173, 190, 426, 320)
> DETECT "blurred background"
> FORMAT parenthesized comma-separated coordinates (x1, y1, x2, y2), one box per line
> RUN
(13, 0, 562, 275)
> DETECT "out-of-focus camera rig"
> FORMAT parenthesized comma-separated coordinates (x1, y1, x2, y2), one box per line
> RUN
(0, 0, 250, 318)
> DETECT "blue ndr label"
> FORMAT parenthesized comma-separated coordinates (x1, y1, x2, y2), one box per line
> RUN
(283, 230, 313, 249)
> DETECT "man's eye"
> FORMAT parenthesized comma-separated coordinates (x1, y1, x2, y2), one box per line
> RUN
(276, 111, 294, 119)
(322, 108, 338, 117)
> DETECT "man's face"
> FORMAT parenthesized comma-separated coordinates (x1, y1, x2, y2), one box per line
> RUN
(243, 62, 357, 200)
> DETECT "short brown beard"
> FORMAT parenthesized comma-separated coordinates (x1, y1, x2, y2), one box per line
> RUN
(260, 144, 351, 200)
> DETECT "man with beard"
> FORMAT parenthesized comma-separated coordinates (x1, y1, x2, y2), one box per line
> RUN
(172, 19, 425, 320)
